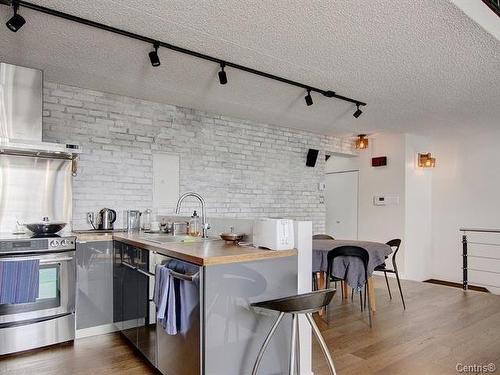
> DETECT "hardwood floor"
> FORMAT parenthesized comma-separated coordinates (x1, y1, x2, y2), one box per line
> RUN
(1, 277, 500, 374)
(312, 277, 500, 374)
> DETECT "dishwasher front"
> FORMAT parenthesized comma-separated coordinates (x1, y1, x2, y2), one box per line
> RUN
(152, 253, 202, 375)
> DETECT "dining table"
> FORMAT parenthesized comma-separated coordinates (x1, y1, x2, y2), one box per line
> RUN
(312, 239, 393, 312)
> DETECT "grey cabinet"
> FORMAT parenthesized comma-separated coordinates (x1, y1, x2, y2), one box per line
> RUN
(76, 240, 114, 331)
(113, 241, 157, 366)
(113, 241, 202, 374)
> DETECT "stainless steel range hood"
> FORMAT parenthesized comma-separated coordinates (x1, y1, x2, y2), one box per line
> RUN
(0, 62, 80, 159)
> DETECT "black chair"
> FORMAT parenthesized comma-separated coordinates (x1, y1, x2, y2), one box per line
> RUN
(374, 239, 405, 309)
(311, 235, 345, 296)
(251, 289, 337, 375)
(326, 246, 372, 327)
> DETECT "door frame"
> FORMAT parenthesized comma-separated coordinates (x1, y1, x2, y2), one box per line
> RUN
(325, 169, 360, 240)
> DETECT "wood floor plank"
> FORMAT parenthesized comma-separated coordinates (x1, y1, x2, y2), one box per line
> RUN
(0, 277, 499, 374)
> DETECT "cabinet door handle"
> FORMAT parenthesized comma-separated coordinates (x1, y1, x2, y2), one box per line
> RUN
(122, 262, 135, 270)
(0, 256, 74, 264)
(136, 268, 154, 278)
(170, 270, 199, 282)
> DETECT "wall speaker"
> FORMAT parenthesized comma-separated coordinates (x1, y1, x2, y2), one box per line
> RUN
(306, 149, 319, 167)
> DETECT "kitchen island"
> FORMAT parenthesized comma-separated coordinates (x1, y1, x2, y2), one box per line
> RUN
(110, 233, 299, 375)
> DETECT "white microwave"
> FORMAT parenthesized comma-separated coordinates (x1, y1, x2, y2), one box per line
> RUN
(253, 218, 295, 250)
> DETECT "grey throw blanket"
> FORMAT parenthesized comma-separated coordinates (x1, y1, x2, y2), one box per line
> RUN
(312, 239, 392, 290)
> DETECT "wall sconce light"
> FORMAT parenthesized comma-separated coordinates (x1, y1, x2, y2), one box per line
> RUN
(418, 153, 436, 168)
(355, 134, 369, 150)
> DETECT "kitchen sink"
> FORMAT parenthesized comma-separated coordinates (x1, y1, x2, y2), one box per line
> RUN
(138, 234, 219, 244)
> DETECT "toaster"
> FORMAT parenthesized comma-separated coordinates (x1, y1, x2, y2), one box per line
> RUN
(253, 218, 295, 250)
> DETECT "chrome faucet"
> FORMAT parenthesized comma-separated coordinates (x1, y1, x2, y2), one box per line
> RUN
(175, 192, 210, 238)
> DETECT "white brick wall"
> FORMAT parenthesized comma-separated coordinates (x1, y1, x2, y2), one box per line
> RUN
(42, 82, 355, 232)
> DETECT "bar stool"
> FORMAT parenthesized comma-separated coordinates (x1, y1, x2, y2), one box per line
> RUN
(251, 289, 337, 375)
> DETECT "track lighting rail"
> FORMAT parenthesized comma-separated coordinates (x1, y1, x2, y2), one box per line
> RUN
(1, 0, 367, 108)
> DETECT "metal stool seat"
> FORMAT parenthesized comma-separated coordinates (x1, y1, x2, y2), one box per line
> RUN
(251, 289, 337, 375)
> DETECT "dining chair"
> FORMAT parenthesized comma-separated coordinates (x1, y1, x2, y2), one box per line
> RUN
(311, 234, 344, 297)
(326, 246, 371, 327)
(374, 239, 405, 309)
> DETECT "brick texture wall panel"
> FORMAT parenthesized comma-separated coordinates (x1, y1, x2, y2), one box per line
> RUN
(42, 82, 355, 232)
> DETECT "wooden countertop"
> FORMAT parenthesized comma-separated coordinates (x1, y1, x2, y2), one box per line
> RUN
(73, 232, 115, 242)
(112, 233, 297, 266)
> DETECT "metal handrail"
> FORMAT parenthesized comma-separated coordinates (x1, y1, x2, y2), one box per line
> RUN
(482, 0, 500, 17)
(460, 228, 500, 233)
(461, 228, 500, 291)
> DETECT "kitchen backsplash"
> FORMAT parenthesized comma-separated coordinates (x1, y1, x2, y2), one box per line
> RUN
(42, 81, 355, 232)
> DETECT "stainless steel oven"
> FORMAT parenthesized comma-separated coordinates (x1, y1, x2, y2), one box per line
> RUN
(0, 234, 76, 355)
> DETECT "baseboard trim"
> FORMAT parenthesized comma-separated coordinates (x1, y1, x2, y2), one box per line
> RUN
(76, 323, 119, 339)
(424, 279, 489, 292)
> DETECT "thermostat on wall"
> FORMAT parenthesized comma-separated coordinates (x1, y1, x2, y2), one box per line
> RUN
(373, 195, 399, 206)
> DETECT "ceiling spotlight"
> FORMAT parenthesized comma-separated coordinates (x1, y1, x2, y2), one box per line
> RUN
(6, 2, 26, 32)
(305, 89, 313, 106)
(149, 42, 161, 67)
(218, 62, 228, 85)
(353, 104, 363, 118)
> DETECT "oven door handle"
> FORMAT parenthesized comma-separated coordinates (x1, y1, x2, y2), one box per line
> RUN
(0, 257, 74, 264)
(0, 312, 73, 329)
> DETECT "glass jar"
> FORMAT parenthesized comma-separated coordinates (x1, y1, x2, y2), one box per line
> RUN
(125, 210, 141, 233)
(141, 208, 152, 231)
(189, 210, 201, 237)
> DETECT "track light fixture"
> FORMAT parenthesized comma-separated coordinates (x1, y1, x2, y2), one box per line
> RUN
(305, 89, 313, 106)
(0, 1, 367, 111)
(6, 1, 25, 32)
(218, 62, 227, 85)
(353, 104, 362, 118)
(149, 42, 160, 67)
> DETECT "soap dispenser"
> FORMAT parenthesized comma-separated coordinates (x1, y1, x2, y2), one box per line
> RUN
(189, 210, 201, 237)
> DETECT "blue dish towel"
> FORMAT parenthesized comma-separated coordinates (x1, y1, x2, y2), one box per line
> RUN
(0, 260, 40, 304)
(154, 265, 177, 335)
(154, 261, 199, 335)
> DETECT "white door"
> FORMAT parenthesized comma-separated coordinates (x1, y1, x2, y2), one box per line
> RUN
(325, 171, 359, 239)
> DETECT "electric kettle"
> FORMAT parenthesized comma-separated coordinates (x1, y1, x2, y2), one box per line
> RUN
(97, 208, 117, 230)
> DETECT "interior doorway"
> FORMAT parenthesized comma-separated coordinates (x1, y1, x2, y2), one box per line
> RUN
(325, 171, 359, 239)
(324, 154, 359, 240)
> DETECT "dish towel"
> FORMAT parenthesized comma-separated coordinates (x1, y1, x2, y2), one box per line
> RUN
(0, 260, 40, 304)
(154, 265, 177, 335)
(154, 261, 199, 335)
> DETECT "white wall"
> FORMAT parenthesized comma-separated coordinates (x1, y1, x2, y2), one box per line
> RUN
(325, 130, 500, 289)
(431, 130, 500, 292)
(404, 134, 433, 281)
(326, 134, 407, 275)
(357, 134, 406, 258)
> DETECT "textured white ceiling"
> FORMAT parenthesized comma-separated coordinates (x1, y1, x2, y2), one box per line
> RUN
(0, 0, 498, 136)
